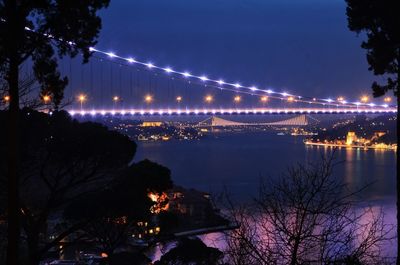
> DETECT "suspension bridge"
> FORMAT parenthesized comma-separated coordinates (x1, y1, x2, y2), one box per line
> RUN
(197, 114, 319, 127)
(45, 45, 397, 116)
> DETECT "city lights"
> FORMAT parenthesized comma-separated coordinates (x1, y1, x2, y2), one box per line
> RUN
(337, 96, 345, 102)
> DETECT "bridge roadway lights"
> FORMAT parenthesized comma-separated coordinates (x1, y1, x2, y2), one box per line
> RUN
(68, 108, 397, 117)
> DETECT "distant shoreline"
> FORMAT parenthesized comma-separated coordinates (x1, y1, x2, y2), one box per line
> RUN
(304, 141, 397, 151)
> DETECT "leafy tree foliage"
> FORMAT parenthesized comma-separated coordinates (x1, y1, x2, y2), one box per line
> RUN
(64, 160, 173, 258)
(345, 0, 399, 97)
(0, 109, 136, 265)
(0, 1, 110, 264)
(345, 1, 399, 263)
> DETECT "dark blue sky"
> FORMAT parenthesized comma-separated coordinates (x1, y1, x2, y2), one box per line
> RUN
(69, 0, 380, 107)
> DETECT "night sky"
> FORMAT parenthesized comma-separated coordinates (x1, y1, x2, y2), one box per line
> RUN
(67, 0, 380, 108)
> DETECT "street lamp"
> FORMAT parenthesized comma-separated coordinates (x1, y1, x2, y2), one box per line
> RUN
(384, 96, 392, 103)
(113, 96, 120, 108)
(205, 95, 213, 103)
(145, 94, 153, 104)
(287, 96, 295, 102)
(43, 95, 51, 104)
(176, 96, 182, 103)
(3, 95, 10, 103)
(360, 95, 369, 103)
(260, 96, 268, 103)
(77, 94, 86, 110)
(233, 95, 241, 103)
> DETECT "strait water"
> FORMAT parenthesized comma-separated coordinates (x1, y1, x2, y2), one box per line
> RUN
(135, 131, 396, 204)
(135, 131, 397, 258)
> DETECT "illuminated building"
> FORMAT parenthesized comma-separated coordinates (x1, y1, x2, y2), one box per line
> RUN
(346, 131, 357, 145)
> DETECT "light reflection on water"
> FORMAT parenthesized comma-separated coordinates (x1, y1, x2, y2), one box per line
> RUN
(135, 131, 397, 258)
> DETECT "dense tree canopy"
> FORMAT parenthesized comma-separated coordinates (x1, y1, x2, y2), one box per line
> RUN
(0, 109, 137, 265)
(345, 0, 399, 97)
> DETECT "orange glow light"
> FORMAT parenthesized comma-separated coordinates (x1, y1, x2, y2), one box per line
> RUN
(234, 95, 241, 103)
(176, 96, 182, 102)
(145, 94, 153, 103)
(113, 96, 119, 102)
(3, 95, 10, 102)
(287, 96, 295, 102)
(360, 95, 369, 103)
(384, 97, 392, 103)
(260, 96, 268, 103)
(205, 95, 213, 103)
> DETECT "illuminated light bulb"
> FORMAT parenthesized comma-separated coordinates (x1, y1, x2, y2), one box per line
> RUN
(234, 95, 241, 103)
(146, 63, 154, 68)
(164, 67, 173, 73)
(312, 98, 317, 101)
(127, 57, 135, 63)
(89, 47, 96, 52)
(107, 52, 116, 58)
(360, 95, 369, 103)
(205, 95, 213, 103)
(3, 95, 10, 102)
(266, 89, 273, 94)
(144, 94, 153, 103)
(218, 80, 225, 85)
(234, 83, 241, 88)
(260, 96, 268, 103)
(326, 98, 333, 103)
(113, 96, 120, 102)
(43, 95, 51, 103)
(337, 96, 345, 102)
(384, 97, 392, 103)
(176, 96, 182, 103)
(199, 76, 208, 81)
(182, 72, 191, 77)
(281, 92, 288, 97)
(287, 96, 295, 102)
(78, 94, 86, 102)
(250, 86, 258, 91)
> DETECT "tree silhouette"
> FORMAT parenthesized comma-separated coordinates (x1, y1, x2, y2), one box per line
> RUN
(154, 237, 223, 265)
(0, 109, 135, 265)
(0, 1, 109, 264)
(345, 1, 399, 262)
(64, 160, 173, 259)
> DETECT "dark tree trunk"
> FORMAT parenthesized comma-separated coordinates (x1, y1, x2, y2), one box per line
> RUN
(27, 230, 40, 265)
(6, 55, 20, 265)
(5, 1, 21, 263)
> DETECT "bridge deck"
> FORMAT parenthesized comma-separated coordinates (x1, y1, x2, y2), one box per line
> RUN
(68, 108, 397, 116)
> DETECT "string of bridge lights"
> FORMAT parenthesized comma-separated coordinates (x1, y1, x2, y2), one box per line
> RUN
(87, 47, 393, 108)
(2, 21, 393, 108)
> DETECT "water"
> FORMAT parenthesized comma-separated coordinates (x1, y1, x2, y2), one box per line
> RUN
(135, 131, 396, 204)
(135, 131, 397, 258)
